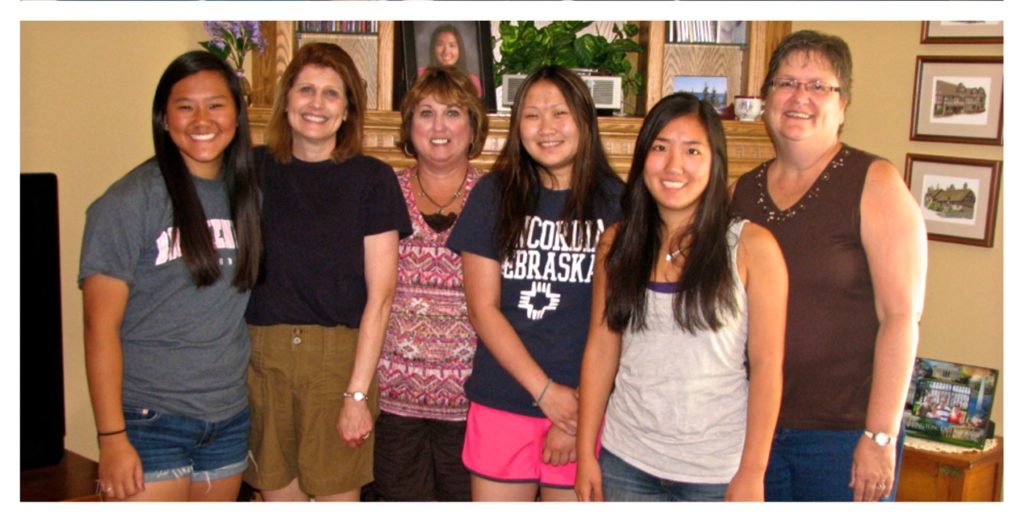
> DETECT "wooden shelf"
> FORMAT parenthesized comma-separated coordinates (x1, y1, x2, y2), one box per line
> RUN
(249, 108, 774, 180)
(248, 20, 785, 178)
(643, 21, 791, 114)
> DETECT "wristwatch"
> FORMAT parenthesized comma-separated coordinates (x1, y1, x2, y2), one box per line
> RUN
(863, 429, 895, 446)
(342, 391, 368, 402)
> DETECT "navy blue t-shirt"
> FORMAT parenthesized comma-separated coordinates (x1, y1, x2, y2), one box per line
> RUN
(446, 172, 623, 417)
(246, 147, 412, 328)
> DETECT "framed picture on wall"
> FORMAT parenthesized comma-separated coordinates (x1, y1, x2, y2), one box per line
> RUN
(921, 21, 1003, 44)
(399, 21, 497, 112)
(904, 154, 1001, 248)
(910, 56, 1003, 145)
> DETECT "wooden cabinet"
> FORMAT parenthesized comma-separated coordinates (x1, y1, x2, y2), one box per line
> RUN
(641, 21, 791, 114)
(21, 451, 99, 502)
(248, 20, 785, 178)
(897, 437, 1003, 501)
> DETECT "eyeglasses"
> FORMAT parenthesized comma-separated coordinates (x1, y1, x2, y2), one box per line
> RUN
(767, 78, 842, 96)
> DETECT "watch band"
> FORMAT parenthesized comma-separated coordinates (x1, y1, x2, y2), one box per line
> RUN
(863, 429, 894, 446)
(342, 391, 368, 402)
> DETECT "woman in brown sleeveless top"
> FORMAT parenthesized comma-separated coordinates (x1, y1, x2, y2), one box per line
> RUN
(730, 30, 927, 502)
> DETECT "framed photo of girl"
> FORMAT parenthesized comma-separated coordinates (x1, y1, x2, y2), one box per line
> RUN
(903, 154, 1001, 248)
(921, 21, 1003, 44)
(399, 21, 497, 112)
(910, 56, 1003, 145)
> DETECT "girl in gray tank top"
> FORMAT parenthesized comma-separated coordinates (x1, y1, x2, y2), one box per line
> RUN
(575, 93, 788, 502)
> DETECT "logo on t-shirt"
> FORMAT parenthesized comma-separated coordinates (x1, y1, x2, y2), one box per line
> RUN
(502, 215, 605, 321)
(518, 281, 562, 320)
(154, 219, 237, 266)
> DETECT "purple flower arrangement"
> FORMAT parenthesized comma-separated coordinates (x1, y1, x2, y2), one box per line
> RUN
(200, 21, 267, 73)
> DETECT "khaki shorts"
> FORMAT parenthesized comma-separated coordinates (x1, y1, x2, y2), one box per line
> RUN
(245, 324, 378, 496)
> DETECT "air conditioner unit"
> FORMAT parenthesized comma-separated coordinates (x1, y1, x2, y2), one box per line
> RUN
(501, 73, 623, 111)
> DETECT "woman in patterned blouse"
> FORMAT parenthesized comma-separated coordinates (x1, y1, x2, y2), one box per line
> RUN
(372, 66, 489, 501)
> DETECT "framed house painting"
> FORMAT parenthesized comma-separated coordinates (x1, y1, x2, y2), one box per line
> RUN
(904, 154, 1001, 247)
(910, 56, 1003, 145)
(921, 21, 1003, 44)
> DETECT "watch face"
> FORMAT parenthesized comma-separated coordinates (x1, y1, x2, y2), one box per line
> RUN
(345, 391, 367, 401)
(876, 433, 892, 445)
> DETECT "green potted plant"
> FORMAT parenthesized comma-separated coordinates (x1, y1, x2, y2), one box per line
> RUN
(492, 21, 644, 101)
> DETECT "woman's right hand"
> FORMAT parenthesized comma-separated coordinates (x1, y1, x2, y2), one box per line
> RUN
(574, 454, 604, 502)
(97, 434, 144, 500)
(537, 382, 578, 436)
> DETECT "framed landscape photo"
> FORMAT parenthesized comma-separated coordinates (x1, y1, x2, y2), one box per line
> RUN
(904, 154, 1001, 247)
(399, 21, 496, 112)
(672, 75, 728, 110)
(921, 21, 1003, 44)
(910, 56, 1003, 145)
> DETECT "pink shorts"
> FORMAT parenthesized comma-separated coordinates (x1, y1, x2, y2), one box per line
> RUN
(462, 402, 579, 489)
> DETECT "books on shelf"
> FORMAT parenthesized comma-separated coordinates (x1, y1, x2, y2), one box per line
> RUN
(297, 21, 379, 35)
(667, 21, 746, 45)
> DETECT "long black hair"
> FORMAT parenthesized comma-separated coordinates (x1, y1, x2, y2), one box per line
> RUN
(493, 65, 620, 260)
(604, 92, 737, 333)
(151, 50, 261, 289)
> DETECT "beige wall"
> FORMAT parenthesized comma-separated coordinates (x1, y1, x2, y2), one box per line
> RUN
(21, 21, 1003, 461)
(22, 21, 209, 460)
(796, 21, 1004, 436)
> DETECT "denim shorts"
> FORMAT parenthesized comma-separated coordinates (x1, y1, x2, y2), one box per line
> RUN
(124, 405, 250, 484)
(599, 449, 727, 501)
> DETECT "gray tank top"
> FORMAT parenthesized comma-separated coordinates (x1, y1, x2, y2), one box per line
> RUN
(602, 220, 749, 483)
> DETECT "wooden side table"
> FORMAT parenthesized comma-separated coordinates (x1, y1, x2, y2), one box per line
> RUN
(21, 450, 100, 501)
(897, 437, 1003, 501)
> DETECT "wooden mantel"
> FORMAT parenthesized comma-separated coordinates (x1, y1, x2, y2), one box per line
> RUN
(248, 109, 776, 180)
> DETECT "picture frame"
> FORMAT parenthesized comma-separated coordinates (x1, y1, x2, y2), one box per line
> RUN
(910, 56, 1003, 145)
(399, 21, 497, 112)
(672, 75, 728, 110)
(904, 154, 1001, 248)
(903, 357, 998, 449)
(921, 21, 1003, 44)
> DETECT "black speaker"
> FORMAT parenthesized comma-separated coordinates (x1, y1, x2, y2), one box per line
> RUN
(21, 173, 66, 469)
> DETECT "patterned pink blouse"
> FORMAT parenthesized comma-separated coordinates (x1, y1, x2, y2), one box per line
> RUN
(376, 166, 481, 421)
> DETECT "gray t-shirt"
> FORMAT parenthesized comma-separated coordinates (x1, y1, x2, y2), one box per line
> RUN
(79, 158, 250, 421)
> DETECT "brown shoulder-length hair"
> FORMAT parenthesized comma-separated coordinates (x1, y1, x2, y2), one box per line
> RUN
(265, 42, 367, 163)
(397, 66, 489, 160)
(493, 65, 619, 261)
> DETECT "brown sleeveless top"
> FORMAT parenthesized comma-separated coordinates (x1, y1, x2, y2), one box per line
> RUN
(731, 144, 880, 430)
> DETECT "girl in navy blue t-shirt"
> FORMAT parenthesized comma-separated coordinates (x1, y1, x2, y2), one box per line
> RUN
(447, 65, 623, 501)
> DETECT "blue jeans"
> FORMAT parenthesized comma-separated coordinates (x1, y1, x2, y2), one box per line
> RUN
(764, 427, 904, 501)
(599, 449, 728, 501)
(124, 405, 250, 483)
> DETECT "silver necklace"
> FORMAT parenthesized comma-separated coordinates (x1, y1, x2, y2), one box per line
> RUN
(414, 168, 467, 214)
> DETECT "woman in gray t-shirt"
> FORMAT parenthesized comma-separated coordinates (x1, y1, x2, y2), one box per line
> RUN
(79, 51, 261, 502)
